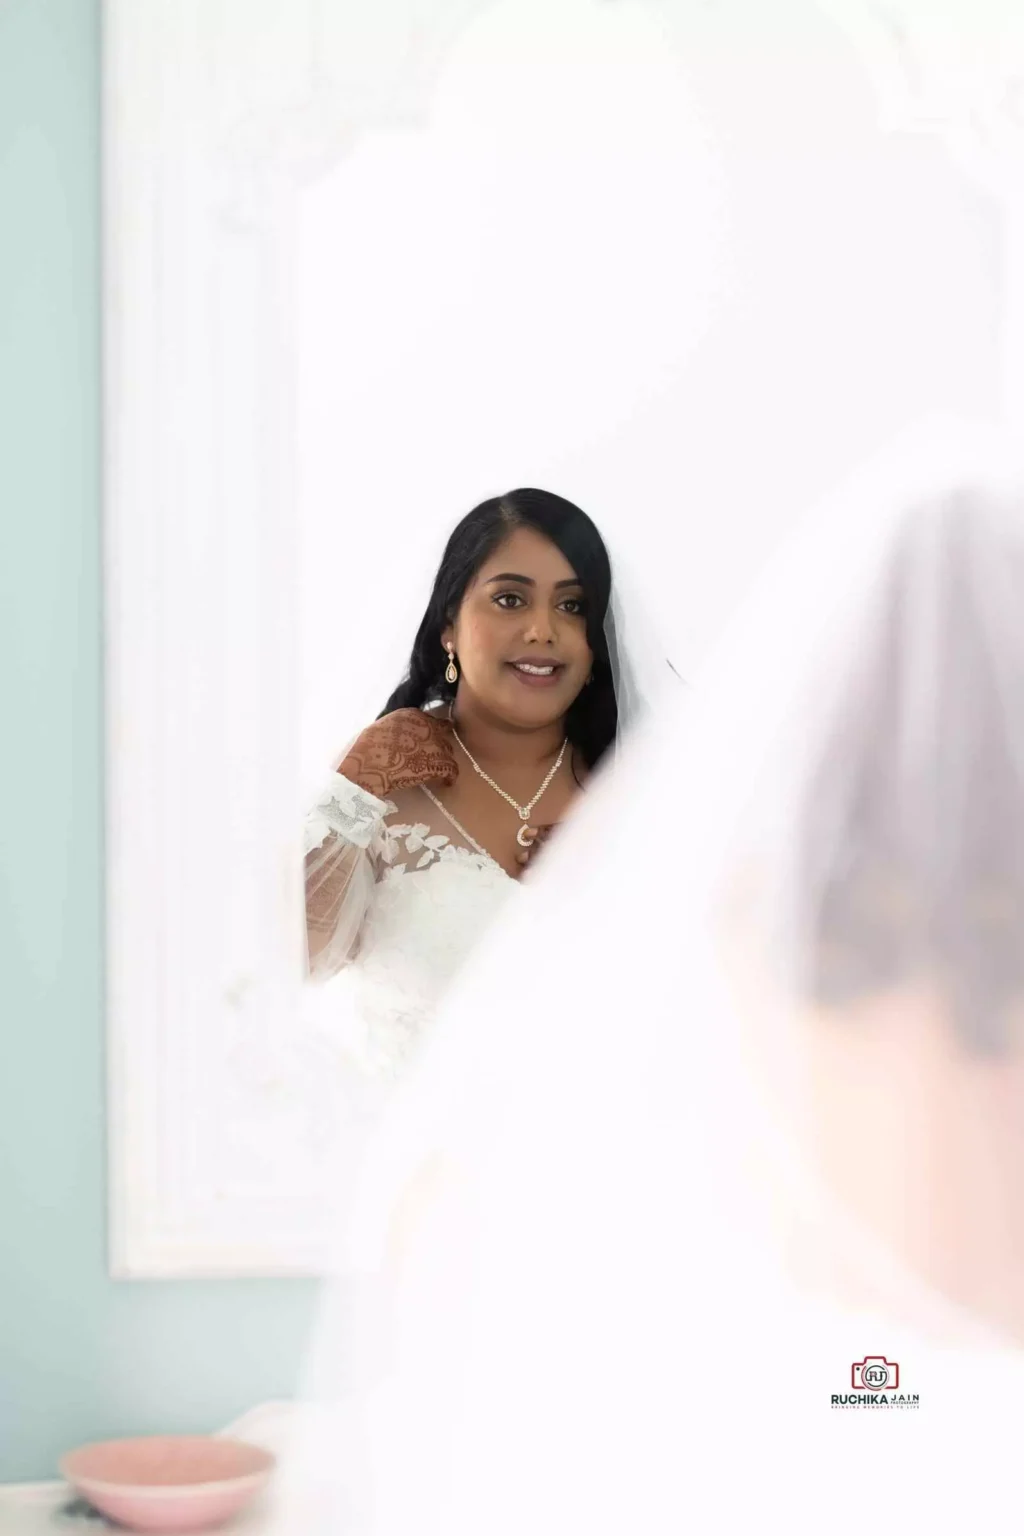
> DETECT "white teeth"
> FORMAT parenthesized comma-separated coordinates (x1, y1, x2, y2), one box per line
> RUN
(514, 663, 556, 675)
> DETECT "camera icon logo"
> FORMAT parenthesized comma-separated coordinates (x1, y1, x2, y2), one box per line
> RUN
(851, 1357, 899, 1390)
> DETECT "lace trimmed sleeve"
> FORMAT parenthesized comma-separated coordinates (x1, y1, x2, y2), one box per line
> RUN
(304, 772, 393, 980)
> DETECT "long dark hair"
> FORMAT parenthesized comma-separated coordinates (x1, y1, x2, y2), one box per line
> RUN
(381, 489, 617, 768)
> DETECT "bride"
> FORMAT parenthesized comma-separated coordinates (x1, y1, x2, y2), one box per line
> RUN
(278, 421, 1024, 1534)
(302, 486, 663, 1083)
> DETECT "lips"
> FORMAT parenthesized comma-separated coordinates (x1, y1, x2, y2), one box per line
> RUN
(510, 658, 562, 676)
(507, 658, 566, 688)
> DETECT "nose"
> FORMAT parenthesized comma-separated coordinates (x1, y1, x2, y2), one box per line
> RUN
(522, 608, 558, 646)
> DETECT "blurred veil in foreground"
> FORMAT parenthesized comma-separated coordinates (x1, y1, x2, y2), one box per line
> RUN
(273, 419, 1024, 1533)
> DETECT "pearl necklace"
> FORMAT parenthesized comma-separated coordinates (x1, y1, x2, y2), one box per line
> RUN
(451, 726, 568, 847)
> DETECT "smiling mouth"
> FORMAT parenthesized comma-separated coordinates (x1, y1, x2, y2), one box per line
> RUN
(507, 660, 566, 687)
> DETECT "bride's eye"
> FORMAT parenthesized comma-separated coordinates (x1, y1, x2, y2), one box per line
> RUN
(559, 597, 586, 617)
(493, 592, 526, 609)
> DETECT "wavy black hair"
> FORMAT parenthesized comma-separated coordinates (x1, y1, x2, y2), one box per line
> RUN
(380, 489, 617, 769)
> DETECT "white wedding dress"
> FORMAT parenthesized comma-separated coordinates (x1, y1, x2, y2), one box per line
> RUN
(304, 769, 517, 1083)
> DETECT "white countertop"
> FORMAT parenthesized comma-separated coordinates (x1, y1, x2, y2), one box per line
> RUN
(0, 1482, 279, 1535)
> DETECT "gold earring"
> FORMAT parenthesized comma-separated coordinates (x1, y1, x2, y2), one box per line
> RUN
(445, 644, 459, 685)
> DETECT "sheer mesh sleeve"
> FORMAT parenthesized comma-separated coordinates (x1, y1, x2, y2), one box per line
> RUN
(304, 772, 393, 980)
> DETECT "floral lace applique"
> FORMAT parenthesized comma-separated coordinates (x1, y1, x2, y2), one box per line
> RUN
(377, 822, 502, 879)
(342, 819, 513, 1080)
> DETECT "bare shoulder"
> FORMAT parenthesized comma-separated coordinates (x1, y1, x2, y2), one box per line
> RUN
(338, 709, 458, 797)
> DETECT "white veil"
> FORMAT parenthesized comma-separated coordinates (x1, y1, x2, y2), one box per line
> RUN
(601, 532, 688, 753)
(277, 420, 1024, 1533)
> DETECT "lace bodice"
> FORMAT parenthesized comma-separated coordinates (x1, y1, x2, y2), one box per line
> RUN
(304, 773, 515, 1080)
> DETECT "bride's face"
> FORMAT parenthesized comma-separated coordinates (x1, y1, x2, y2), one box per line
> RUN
(443, 525, 593, 730)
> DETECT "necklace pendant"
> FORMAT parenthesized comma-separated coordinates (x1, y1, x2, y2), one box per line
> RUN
(516, 823, 534, 848)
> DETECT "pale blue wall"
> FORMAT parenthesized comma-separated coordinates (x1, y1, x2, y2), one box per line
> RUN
(0, 0, 316, 1482)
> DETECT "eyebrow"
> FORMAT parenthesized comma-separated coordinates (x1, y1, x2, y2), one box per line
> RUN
(485, 572, 583, 589)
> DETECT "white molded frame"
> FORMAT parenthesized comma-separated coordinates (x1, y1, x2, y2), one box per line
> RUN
(103, 0, 495, 1277)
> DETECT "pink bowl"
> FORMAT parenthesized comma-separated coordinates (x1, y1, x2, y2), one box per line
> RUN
(59, 1435, 276, 1532)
